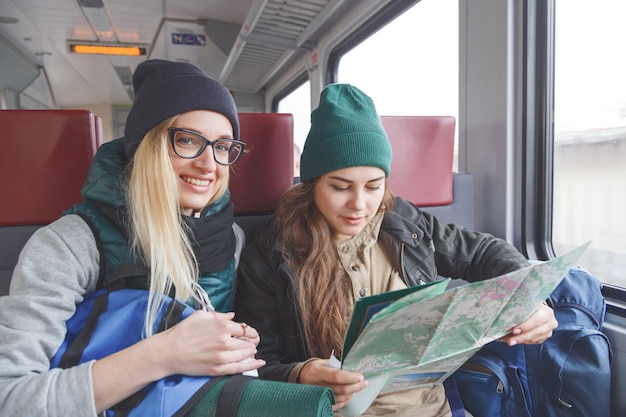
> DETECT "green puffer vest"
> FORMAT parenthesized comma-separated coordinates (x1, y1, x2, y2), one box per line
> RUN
(64, 138, 237, 312)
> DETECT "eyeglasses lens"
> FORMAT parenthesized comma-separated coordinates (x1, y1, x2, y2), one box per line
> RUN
(172, 130, 243, 165)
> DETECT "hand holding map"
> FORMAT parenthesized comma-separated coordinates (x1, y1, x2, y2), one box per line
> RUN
(335, 242, 590, 416)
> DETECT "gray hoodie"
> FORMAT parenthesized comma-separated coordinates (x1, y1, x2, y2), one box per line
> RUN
(0, 139, 245, 416)
(0, 215, 101, 416)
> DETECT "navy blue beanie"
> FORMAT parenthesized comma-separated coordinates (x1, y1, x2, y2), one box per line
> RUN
(123, 59, 239, 159)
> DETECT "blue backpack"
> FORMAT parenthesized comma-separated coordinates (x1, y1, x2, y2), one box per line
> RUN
(452, 267, 612, 417)
(50, 284, 226, 417)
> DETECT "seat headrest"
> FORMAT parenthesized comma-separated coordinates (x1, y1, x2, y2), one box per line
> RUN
(0, 110, 102, 226)
(381, 116, 455, 206)
(230, 113, 294, 216)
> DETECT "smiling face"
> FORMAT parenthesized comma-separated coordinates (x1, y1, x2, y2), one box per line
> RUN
(313, 166, 386, 243)
(169, 110, 233, 216)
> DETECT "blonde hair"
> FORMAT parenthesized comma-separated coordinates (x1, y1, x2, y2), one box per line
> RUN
(273, 180, 394, 358)
(127, 117, 228, 336)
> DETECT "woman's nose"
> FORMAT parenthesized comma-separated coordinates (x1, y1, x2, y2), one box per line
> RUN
(194, 145, 217, 170)
(348, 191, 366, 210)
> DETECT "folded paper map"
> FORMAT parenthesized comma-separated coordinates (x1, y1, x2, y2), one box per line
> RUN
(332, 242, 590, 416)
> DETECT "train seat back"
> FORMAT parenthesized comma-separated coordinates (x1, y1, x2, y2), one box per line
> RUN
(0, 109, 103, 296)
(381, 115, 474, 230)
(230, 113, 294, 241)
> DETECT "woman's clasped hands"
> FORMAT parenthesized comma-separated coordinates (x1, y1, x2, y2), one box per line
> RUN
(153, 310, 265, 377)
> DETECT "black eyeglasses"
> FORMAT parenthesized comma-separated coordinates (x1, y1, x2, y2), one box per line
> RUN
(168, 128, 246, 165)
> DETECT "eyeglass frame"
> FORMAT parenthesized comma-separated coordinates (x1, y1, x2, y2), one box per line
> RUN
(168, 127, 246, 165)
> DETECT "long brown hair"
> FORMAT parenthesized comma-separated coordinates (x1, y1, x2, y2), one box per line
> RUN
(272, 179, 395, 358)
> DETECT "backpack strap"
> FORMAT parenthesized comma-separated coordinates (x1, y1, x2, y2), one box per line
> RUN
(171, 375, 253, 417)
(73, 211, 107, 289)
(172, 377, 225, 417)
(109, 390, 148, 417)
(216, 375, 254, 417)
(57, 290, 109, 369)
(158, 296, 187, 332)
(443, 377, 466, 417)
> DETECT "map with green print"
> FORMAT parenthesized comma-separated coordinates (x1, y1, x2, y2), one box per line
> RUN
(333, 242, 589, 416)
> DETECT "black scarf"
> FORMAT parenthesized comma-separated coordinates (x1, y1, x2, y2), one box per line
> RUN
(182, 202, 236, 273)
(101, 200, 236, 275)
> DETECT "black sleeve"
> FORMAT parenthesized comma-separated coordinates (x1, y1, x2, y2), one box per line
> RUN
(423, 211, 529, 282)
(233, 238, 298, 382)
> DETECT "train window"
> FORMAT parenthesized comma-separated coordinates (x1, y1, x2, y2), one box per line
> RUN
(552, 0, 626, 288)
(335, 0, 459, 169)
(276, 79, 311, 153)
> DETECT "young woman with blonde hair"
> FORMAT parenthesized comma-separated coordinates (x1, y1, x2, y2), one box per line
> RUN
(0, 59, 264, 416)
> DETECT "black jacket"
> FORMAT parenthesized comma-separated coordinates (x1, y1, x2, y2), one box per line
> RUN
(234, 197, 528, 382)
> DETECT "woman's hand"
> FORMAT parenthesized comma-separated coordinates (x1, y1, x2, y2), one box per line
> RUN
(297, 359, 368, 411)
(153, 310, 265, 377)
(237, 320, 261, 347)
(501, 302, 558, 346)
(92, 311, 264, 413)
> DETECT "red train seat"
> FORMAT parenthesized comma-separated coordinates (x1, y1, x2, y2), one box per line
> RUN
(381, 115, 474, 230)
(0, 109, 102, 295)
(381, 115, 456, 207)
(231, 113, 294, 239)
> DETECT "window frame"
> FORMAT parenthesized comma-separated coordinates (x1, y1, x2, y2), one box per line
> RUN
(521, 0, 556, 261)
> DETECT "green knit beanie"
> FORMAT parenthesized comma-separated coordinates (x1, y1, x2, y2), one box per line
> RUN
(299, 84, 392, 181)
